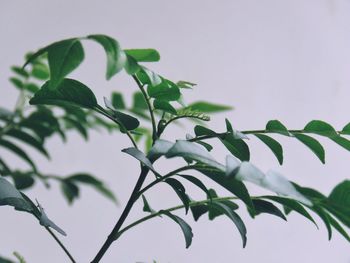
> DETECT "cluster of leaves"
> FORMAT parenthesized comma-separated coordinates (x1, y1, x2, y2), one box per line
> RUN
(1, 53, 117, 205)
(1, 34, 349, 263)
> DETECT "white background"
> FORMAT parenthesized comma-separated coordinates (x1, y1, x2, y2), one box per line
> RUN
(1, 0, 350, 262)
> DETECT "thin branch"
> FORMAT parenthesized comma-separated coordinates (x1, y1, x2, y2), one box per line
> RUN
(131, 75, 158, 143)
(116, 196, 238, 239)
(45, 227, 76, 263)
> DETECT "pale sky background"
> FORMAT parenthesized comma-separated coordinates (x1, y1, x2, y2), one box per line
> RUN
(1, 0, 350, 262)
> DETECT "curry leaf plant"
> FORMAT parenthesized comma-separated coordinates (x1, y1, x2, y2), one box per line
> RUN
(1, 34, 349, 263)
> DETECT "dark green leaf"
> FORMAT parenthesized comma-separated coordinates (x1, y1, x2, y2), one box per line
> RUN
(266, 120, 290, 136)
(341, 123, 350, 135)
(165, 178, 190, 214)
(327, 180, 350, 228)
(11, 171, 35, 190)
(262, 196, 317, 227)
(47, 39, 84, 87)
(304, 120, 337, 137)
(255, 134, 283, 165)
(67, 173, 117, 203)
(194, 125, 216, 137)
(190, 204, 208, 221)
(328, 215, 350, 242)
(111, 92, 126, 109)
(220, 135, 250, 161)
(88, 34, 125, 79)
(210, 201, 247, 247)
(30, 78, 98, 109)
(196, 167, 254, 211)
(294, 133, 325, 164)
(5, 129, 49, 158)
(142, 194, 156, 214)
(161, 210, 193, 248)
(125, 49, 160, 62)
(249, 199, 286, 221)
(0, 139, 36, 170)
(61, 180, 79, 204)
(185, 101, 232, 113)
(177, 174, 210, 197)
(331, 136, 350, 152)
(153, 100, 177, 114)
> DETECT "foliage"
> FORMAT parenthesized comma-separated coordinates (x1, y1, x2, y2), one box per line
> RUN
(1, 34, 349, 262)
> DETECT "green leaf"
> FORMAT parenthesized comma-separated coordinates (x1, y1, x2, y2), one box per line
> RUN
(31, 63, 50, 80)
(23, 83, 40, 93)
(161, 210, 193, 248)
(0, 139, 36, 170)
(255, 134, 283, 164)
(142, 194, 156, 214)
(330, 136, 350, 152)
(266, 120, 290, 136)
(312, 206, 332, 240)
(165, 178, 190, 214)
(327, 180, 350, 228)
(194, 125, 216, 137)
(165, 140, 224, 170)
(63, 116, 88, 140)
(327, 215, 350, 242)
(210, 201, 247, 247)
(236, 164, 311, 205)
(304, 120, 337, 137)
(122, 147, 156, 173)
(262, 196, 317, 227)
(111, 92, 126, 109)
(0, 177, 32, 212)
(294, 133, 325, 164)
(148, 139, 174, 161)
(88, 34, 125, 80)
(67, 173, 117, 204)
(136, 67, 162, 86)
(61, 180, 79, 204)
(125, 49, 160, 62)
(47, 38, 85, 87)
(190, 204, 208, 221)
(153, 100, 177, 114)
(5, 129, 49, 158)
(147, 81, 181, 101)
(11, 171, 35, 190)
(11, 66, 29, 78)
(249, 199, 286, 221)
(132, 91, 148, 110)
(176, 81, 196, 89)
(30, 78, 98, 109)
(185, 101, 232, 113)
(177, 174, 210, 197)
(341, 123, 350, 135)
(9, 77, 23, 89)
(124, 54, 140, 74)
(220, 135, 250, 161)
(196, 167, 255, 211)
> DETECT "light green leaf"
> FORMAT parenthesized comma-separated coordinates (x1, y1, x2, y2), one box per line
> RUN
(0, 177, 32, 212)
(185, 101, 232, 113)
(125, 49, 160, 62)
(147, 81, 181, 101)
(153, 100, 177, 115)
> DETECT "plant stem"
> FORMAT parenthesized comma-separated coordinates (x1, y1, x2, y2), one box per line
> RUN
(132, 75, 158, 143)
(45, 227, 76, 263)
(116, 196, 238, 239)
(90, 167, 150, 263)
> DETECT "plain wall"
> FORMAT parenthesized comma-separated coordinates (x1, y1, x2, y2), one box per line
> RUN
(0, 0, 350, 262)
